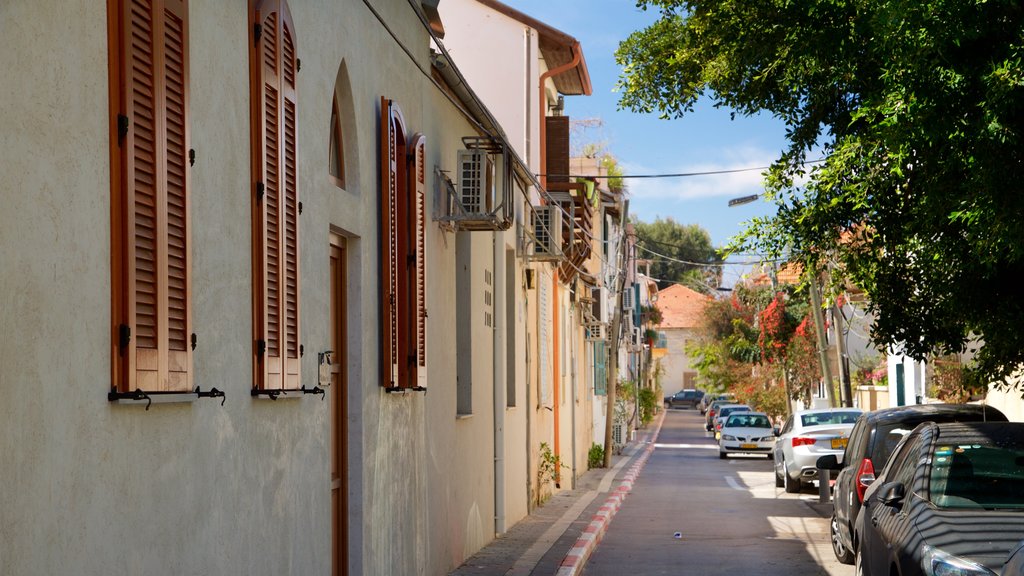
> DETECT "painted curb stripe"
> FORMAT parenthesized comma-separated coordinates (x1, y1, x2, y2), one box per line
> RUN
(556, 411, 666, 576)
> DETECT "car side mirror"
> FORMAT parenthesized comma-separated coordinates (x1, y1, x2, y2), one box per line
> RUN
(816, 454, 842, 471)
(773, 427, 780, 437)
(878, 482, 906, 508)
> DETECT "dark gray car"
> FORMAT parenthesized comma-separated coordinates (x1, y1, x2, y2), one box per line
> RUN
(817, 403, 1007, 564)
(855, 421, 1024, 575)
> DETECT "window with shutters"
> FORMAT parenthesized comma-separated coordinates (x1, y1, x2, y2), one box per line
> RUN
(593, 341, 607, 396)
(251, 0, 300, 391)
(109, 0, 193, 394)
(379, 98, 427, 391)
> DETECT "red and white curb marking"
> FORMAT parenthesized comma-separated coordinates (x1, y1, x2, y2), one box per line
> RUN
(555, 412, 665, 576)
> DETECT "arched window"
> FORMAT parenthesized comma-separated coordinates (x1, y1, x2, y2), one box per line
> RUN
(329, 94, 345, 188)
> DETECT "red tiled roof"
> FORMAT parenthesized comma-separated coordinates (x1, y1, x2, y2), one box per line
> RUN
(656, 284, 711, 329)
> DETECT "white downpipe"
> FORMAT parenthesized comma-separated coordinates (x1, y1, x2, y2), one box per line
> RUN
(493, 234, 506, 535)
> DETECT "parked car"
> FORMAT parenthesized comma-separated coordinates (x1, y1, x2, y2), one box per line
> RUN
(719, 412, 774, 459)
(699, 392, 735, 415)
(854, 421, 1024, 576)
(664, 389, 704, 409)
(817, 403, 1008, 565)
(713, 404, 751, 438)
(773, 408, 863, 494)
(705, 398, 736, 431)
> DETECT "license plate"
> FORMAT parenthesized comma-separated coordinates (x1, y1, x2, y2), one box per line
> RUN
(740, 443, 757, 450)
(831, 437, 848, 449)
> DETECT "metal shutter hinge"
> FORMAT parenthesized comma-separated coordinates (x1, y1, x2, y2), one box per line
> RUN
(254, 23, 262, 43)
(118, 324, 131, 354)
(256, 182, 265, 203)
(257, 339, 266, 357)
(189, 149, 195, 167)
(117, 115, 129, 145)
(191, 333, 197, 351)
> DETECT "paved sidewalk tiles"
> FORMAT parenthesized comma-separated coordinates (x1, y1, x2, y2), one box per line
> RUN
(450, 412, 666, 576)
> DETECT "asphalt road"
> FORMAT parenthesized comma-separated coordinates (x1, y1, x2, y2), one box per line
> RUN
(583, 409, 852, 576)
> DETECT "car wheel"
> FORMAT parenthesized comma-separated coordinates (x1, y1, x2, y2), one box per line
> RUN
(767, 451, 774, 461)
(830, 514, 855, 564)
(719, 451, 727, 460)
(783, 463, 800, 493)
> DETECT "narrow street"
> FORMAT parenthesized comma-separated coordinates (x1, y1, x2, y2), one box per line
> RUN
(584, 409, 851, 575)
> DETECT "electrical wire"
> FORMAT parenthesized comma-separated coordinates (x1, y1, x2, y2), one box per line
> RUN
(635, 243, 786, 267)
(535, 159, 826, 180)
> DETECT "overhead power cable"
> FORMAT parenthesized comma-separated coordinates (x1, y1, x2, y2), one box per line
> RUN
(535, 159, 826, 180)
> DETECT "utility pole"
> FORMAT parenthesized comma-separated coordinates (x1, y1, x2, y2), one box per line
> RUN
(807, 262, 835, 408)
(833, 301, 853, 407)
(603, 201, 629, 468)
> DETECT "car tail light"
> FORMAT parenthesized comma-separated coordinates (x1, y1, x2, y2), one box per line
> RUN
(791, 437, 816, 448)
(855, 458, 875, 503)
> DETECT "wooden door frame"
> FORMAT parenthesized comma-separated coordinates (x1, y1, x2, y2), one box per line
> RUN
(329, 233, 348, 576)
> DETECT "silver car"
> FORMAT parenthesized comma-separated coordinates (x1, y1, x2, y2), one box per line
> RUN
(773, 408, 862, 493)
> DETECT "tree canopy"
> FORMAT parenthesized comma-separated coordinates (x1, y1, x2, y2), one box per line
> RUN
(632, 217, 722, 292)
(617, 0, 1024, 387)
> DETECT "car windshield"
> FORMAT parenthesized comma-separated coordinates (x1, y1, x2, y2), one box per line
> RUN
(720, 406, 749, 417)
(726, 415, 770, 428)
(799, 411, 861, 427)
(930, 443, 1024, 510)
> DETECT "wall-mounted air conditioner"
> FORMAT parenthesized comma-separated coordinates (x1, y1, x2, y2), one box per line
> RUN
(457, 149, 495, 217)
(585, 322, 608, 342)
(529, 205, 562, 261)
(622, 286, 635, 311)
(434, 138, 513, 232)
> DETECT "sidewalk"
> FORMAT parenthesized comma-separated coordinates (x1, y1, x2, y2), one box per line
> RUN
(449, 411, 665, 576)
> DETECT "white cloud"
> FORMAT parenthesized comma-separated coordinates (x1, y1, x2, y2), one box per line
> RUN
(621, 146, 777, 202)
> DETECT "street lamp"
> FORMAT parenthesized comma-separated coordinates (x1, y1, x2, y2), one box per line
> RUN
(727, 194, 760, 207)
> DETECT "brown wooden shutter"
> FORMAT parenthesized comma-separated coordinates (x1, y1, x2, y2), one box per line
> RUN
(114, 0, 192, 392)
(380, 98, 398, 388)
(253, 0, 299, 390)
(411, 135, 427, 387)
(545, 116, 570, 186)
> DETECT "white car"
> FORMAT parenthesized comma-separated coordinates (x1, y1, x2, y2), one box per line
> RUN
(773, 408, 863, 493)
(719, 412, 775, 459)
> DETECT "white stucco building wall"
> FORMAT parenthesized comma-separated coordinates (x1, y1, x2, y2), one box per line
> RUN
(0, 1, 544, 575)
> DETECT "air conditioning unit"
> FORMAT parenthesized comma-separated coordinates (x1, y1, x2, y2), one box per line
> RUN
(530, 205, 562, 261)
(612, 421, 624, 447)
(585, 322, 608, 342)
(457, 149, 495, 217)
(622, 286, 635, 311)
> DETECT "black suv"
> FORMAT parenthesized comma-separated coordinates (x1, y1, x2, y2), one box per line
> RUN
(664, 389, 704, 409)
(817, 403, 1007, 564)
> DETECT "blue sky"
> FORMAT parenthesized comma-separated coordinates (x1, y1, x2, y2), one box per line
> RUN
(500, 0, 791, 285)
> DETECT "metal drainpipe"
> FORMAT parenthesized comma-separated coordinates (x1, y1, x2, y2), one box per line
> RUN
(570, 304, 577, 490)
(494, 233, 506, 535)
